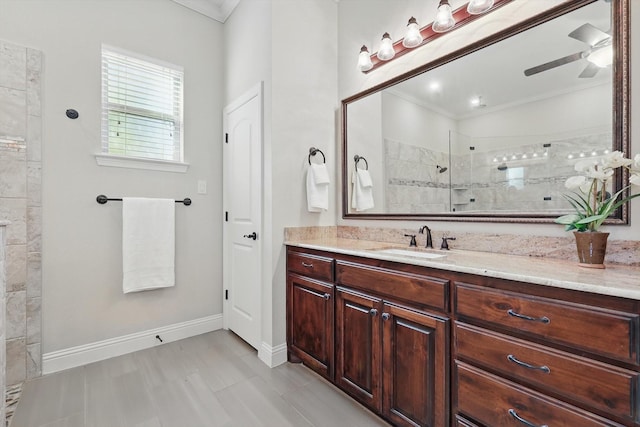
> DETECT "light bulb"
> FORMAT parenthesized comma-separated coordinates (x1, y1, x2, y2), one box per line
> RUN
(432, 0, 455, 33)
(402, 17, 423, 48)
(587, 45, 613, 68)
(357, 45, 373, 72)
(467, 0, 494, 15)
(377, 33, 395, 61)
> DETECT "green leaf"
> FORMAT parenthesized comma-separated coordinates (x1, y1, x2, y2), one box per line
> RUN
(555, 214, 582, 225)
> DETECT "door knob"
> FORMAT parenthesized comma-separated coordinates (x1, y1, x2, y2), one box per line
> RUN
(243, 232, 257, 240)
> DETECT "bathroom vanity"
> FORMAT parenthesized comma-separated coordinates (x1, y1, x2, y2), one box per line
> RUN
(286, 239, 640, 427)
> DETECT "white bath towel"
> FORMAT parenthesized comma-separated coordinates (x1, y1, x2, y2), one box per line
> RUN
(307, 163, 330, 212)
(122, 197, 175, 293)
(351, 169, 375, 211)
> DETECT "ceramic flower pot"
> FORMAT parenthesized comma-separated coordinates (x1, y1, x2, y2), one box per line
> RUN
(573, 231, 609, 269)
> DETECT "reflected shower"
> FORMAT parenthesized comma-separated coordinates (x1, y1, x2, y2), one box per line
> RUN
(436, 165, 448, 173)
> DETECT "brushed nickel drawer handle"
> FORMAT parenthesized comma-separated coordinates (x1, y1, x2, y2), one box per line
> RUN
(507, 309, 550, 324)
(509, 409, 548, 427)
(507, 354, 551, 374)
(301, 262, 313, 268)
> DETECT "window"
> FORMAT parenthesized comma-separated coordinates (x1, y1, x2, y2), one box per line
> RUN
(101, 45, 184, 164)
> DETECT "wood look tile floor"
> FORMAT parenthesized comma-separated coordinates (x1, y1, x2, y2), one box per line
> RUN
(11, 330, 390, 427)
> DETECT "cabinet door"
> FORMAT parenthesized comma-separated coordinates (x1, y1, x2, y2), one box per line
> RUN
(336, 287, 382, 412)
(382, 303, 449, 427)
(287, 273, 334, 380)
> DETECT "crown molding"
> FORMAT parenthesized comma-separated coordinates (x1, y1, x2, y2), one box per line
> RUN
(171, 0, 239, 23)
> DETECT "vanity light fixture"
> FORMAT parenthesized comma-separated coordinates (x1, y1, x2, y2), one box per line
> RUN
(433, 0, 456, 33)
(377, 32, 396, 61)
(357, 45, 374, 72)
(467, 0, 495, 15)
(403, 17, 424, 48)
(358, 0, 514, 74)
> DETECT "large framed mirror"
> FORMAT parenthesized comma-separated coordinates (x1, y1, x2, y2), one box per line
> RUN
(342, 0, 629, 223)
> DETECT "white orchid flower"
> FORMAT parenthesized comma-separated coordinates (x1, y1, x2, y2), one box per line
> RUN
(601, 151, 633, 169)
(574, 158, 599, 173)
(584, 168, 613, 182)
(565, 175, 587, 191)
(634, 154, 640, 169)
(630, 173, 640, 186)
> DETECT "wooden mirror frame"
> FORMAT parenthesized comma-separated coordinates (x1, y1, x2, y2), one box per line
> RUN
(341, 0, 629, 223)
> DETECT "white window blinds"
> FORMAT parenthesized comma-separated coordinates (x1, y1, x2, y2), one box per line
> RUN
(101, 46, 184, 162)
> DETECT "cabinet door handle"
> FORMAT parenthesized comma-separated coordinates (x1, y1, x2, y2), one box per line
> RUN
(507, 354, 551, 374)
(508, 409, 548, 427)
(381, 313, 390, 321)
(369, 308, 378, 317)
(323, 293, 331, 301)
(301, 262, 313, 268)
(507, 309, 550, 324)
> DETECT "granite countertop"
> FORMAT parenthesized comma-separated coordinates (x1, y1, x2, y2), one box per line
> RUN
(285, 237, 640, 300)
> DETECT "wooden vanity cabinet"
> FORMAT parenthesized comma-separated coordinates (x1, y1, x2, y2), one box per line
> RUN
(286, 245, 640, 426)
(286, 250, 335, 380)
(287, 247, 450, 427)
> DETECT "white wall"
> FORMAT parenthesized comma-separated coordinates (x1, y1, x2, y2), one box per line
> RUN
(224, 0, 338, 353)
(0, 0, 224, 352)
(337, 0, 640, 241)
(271, 0, 338, 348)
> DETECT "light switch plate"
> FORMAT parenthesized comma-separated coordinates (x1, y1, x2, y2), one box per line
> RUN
(197, 180, 207, 194)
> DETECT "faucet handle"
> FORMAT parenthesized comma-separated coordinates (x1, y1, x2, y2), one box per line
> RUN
(404, 234, 417, 247)
(441, 236, 456, 250)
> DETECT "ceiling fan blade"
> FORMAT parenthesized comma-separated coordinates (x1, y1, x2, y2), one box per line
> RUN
(524, 51, 585, 77)
(579, 62, 600, 78)
(568, 23, 610, 47)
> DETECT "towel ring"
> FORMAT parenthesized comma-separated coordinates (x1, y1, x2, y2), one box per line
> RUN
(308, 147, 326, 165)
(354, 154, 368, 170)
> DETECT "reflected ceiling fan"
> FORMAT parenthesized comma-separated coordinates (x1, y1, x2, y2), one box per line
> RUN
(524, 23, 612, 78)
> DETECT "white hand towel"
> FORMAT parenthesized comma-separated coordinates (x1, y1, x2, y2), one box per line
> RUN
(351, 169, 375, 211)
(122, 197, 175, 293)
(307, 164, 330, 212)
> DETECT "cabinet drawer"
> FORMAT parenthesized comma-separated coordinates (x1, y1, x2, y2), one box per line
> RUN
(336, 261, 448, 311)
(456, 362, 624, 427)
(287, 250, 334, 282)
(455, 282, 639, 364)
(456, 322, 638, 421)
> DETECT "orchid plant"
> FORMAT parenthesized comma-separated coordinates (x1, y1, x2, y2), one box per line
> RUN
(555, 151, 640, 232)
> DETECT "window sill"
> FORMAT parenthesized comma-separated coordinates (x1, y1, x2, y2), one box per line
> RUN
(95, 154, 189, 173)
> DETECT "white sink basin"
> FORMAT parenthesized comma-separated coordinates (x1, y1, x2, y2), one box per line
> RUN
(375, 248, 447, 259)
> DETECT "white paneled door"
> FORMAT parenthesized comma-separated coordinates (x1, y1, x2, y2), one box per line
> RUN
(223, 83, 263, 350)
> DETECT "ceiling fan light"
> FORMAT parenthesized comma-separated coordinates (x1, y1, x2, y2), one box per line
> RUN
(377, 32, 395, 61)
(432, 0, 455, 33)
(403, 17, 423, 48)
(467, 0, 495, 15)
(587, 45, 613, 68)
(357, 45, 373, 72)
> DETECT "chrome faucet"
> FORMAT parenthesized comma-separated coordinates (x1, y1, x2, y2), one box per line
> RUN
(418, 226, 433, 249)
(404, 234, 417, 247)
(441, 236, 456, 250)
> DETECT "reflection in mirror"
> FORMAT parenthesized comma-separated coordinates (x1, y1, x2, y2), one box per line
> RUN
(343, 0, 628, 222)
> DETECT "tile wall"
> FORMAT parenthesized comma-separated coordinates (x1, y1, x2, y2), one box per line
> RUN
(0, 40, 43, 389)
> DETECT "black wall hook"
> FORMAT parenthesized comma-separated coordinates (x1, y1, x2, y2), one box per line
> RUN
(66, 109, 79, 119)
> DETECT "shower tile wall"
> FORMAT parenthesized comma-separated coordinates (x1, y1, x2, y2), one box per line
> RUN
(385, 134, 611, 213)
(385, 139, 450, 213)
(0, 40, 43, 387)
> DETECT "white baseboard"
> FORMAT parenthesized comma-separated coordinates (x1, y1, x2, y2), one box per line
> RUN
(43, 314, 223, 375)
(258, 341, 287, 368)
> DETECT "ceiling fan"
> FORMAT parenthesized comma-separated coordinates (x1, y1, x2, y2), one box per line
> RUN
(524, 23, 612, 78)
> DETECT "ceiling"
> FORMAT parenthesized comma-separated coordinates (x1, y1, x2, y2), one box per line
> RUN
(390, 0, 612, 119)
(170, 0, 239, 23)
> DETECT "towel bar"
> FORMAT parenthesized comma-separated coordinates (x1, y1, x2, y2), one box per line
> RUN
(308, 147, 326, 165)
(354, 154, 368, 170)
(96, 195, 192, 205)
